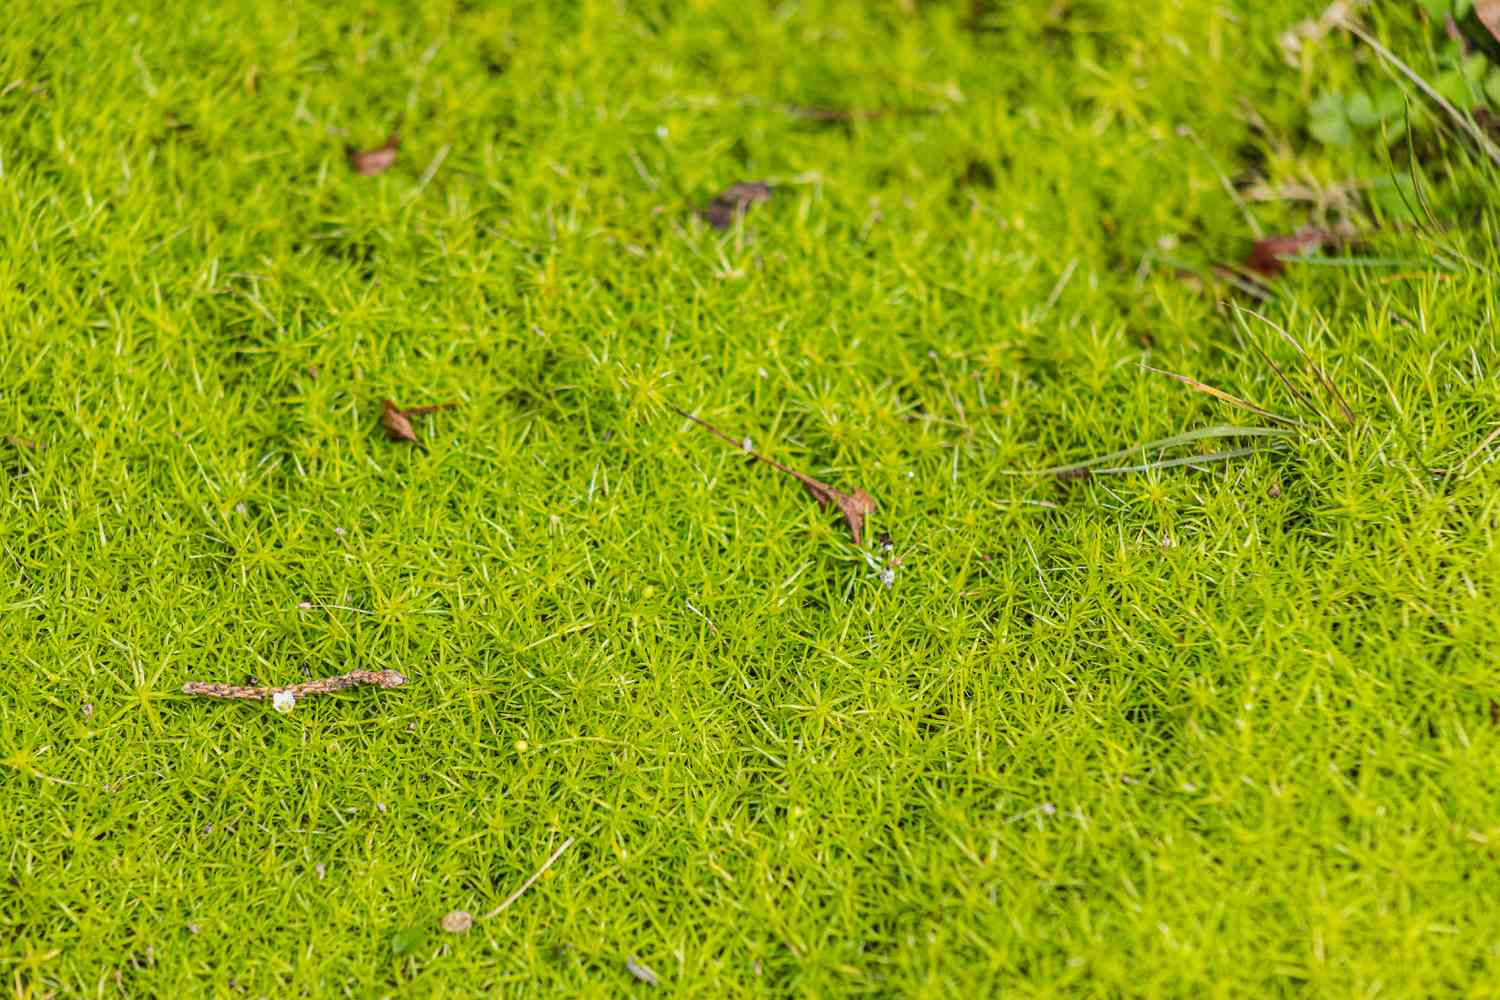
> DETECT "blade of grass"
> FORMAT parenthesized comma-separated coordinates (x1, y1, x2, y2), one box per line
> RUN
(1230, 308, 1329, 426)
(1342, 20, 1500, 169)
(1140, 364, 1306, 427)
(1235, 307, 1357, 428)
(1001, 425, 1292, 477)
(1093, 445, 1273, 475)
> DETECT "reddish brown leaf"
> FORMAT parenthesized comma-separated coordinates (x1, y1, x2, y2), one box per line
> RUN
(348, 134, 400, 176)
(1244, 227, 1341, 277)
(674, 407, 876, 545)
(701, 181, 772, 229)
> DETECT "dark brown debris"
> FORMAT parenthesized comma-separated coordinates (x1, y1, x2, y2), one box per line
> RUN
(1243, 226, 1348, 278)
(674, 407, 876, 545)
(348, 134, 400, 176)
(701, 181, 772, 229)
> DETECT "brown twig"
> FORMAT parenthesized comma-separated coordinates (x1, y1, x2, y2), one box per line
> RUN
(182, 669, 407, 700)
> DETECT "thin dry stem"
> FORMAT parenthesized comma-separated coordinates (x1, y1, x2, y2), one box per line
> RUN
(182, 669, 407, 700)
(482, 836, 576, 920)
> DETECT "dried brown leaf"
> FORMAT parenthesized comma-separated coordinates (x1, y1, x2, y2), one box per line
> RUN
(1244, 227, 1342, 277)
(348, 134, 400, 176)
(5, 435, 38, 451)
(380, 399, 418, 442)
(701, 181, 772, 229)
(380, 398, 456, 444)
(1479, 0, 1500, 44)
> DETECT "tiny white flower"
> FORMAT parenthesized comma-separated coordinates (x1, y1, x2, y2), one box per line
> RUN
(655, 125, 668, 139)
(272, 691, 296, 714)
(741, 437, 753, 453)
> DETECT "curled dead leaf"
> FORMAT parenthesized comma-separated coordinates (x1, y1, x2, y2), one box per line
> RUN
(348, 134, 400, 176)
(701, 181, 772, 229)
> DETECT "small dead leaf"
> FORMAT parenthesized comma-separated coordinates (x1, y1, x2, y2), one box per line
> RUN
(1478, 1, 1500, 45)
(381, 399, 417, 442)
(701, 181, 772, 229)
(1244, 226, 1348, 277)
(674, 407, 876, 545)
(380, 398, 456, 444)
(348, 134, 400, 176)
(5, 435, 38, 451)
(440, 910, 473, 934)
(625, 955, 660, 986)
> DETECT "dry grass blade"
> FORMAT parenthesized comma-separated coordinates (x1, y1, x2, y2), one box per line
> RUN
(481, 836, 576, 921)
(1140, 364, 1306, 427)
(1235, 306, 1357, 428)
(1341, 20, 1500, 168)
(1092, 446, 1271, 475)
(1457, 423, 1500, 473)
(673, 407, 876, 545)
(626, 956, 661, 986)
(1230, 308, 1330, 425)
(1002, 425, 1292, 477)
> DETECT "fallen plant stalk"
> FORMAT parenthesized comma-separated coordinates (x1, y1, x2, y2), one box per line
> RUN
(182, 669, 407, 701)
(673, 407, 876, 545)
